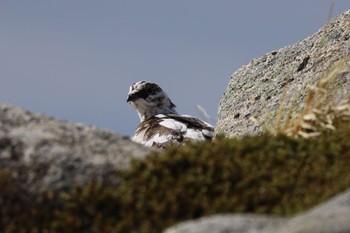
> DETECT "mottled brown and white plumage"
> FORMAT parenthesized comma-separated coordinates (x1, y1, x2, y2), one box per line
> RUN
(127, 81, 214, 148)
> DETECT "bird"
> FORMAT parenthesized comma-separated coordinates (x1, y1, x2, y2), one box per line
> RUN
(127, 81, 214, 148)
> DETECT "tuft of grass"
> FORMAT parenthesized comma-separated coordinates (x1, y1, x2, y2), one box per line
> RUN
(275, 56, 350, 138)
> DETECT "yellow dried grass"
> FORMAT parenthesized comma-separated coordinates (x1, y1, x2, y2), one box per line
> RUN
(281, 57, 350, 138)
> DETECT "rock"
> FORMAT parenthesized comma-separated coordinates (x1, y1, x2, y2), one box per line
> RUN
(216, 10, 350, 137)
(276, 189, 350, 233)
(164, 189, 350, 233)
(164, 214, 286, 233)
(0, 103, 150, 194)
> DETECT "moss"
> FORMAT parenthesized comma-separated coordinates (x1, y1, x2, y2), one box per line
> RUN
(1, 121, 350, 232)
(115, 120, 350, 232)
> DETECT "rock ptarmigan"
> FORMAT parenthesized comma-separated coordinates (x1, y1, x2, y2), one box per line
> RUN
(127, 81, 214, 148)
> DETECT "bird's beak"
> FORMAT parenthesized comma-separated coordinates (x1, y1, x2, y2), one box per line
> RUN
(127, 93, 137, 102)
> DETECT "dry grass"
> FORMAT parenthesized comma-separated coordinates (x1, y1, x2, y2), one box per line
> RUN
(280, 56, 350, 138)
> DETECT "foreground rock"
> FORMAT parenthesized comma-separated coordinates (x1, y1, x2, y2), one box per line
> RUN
(216, 10, 350, 137)
(164, 188, 350, 233)
(164, 215, 286, 233)
(0, 103, 150, 194)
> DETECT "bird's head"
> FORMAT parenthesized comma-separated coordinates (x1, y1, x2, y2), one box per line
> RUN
(127, 81, 177, 121)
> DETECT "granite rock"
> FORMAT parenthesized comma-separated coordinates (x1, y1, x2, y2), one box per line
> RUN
(0, 103, 150, 194)
(216, 10, 350, 137)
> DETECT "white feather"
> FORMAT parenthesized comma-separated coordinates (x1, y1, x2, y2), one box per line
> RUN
(202, 129, 214, 138)
(144, 133, 169, 147)
(184, 128, 206, 140)
(159, 118, 187, 132)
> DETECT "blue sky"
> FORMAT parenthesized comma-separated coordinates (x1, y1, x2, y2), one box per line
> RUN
(0, 1, 349, 137)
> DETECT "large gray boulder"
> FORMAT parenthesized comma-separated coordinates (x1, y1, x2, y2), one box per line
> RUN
(0, 103, 150, 194)
(164, 189, 350, 233)
(216, 10, 350, 137)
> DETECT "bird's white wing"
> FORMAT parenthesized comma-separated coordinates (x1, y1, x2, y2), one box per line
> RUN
(158, 117, 187, 133)
(132, 114, 214, 148)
